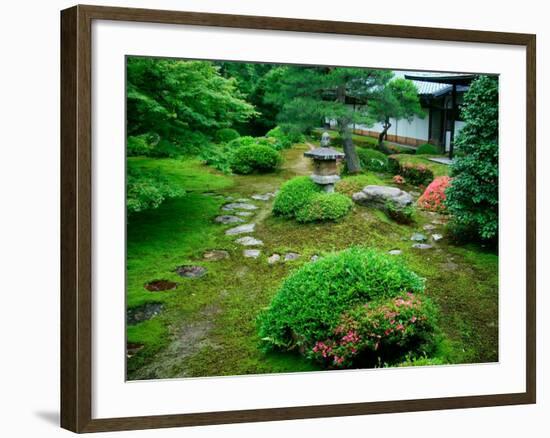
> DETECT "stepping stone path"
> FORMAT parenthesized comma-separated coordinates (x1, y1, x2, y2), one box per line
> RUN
(244, 249, 261, 258)
(203, 250, 229, 261)
(267, 254, 281, 264)
(222, 202, 258, 211)
(235, 236, 263, 246)
(423, 224, 436, 231)
(410, 233, 428, 242)
(144, 279, 178, 292)
(432, 234, 443, 242)
(235, 211, 254, 217)
(127, 303, 164, 325)
(251, 193, 274, 201)
(284, 252, 300, 261)
(215, 215, 244, 224)
(225, 223, 255, 235)
(388, 249, 402, 255)
(412, 243, 433, 250)
(175, 265, 207, 278)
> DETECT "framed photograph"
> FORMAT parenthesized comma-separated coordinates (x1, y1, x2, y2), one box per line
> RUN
(60, 4, 536, 433)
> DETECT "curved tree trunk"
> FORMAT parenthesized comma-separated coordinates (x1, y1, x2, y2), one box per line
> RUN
(378, 118, 392, 154)
(342, 127, 361, 173)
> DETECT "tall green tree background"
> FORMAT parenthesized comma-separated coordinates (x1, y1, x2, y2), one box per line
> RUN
(446, 75, 499, 242)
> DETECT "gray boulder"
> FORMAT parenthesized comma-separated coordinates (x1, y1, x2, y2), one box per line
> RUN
(352, 185, 413, 208)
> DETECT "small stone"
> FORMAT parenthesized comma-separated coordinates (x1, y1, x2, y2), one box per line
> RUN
(410, 233, 427, 242)
(284, 252, 300, 261)
(251, 194, 271, 201)
(236, 198, 251, 202)
(267, 254, 281, 264)
(431, 219, 446, 225)
(412, 243, 433, 250)
(144, 279, 178, 292)
(215, 215, 244, 224)
(431, 233, 443, 241)
(235, 236, 264, 246)
(244, 249, 261, 258)
(310, 255, 320, 262)
(225, 196, 234, 201)
(225, 223, 256, 235)
(127, 303, 164, 325)
(203, 250, 230, 261)
(388, 249, 402, 255)
(222, 202, 258, 211)
(423, 224, 436, 231)
(235, 211, 254, 217)
(175, 265, 207, 278)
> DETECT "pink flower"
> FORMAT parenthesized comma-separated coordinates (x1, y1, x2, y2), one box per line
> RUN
(410, 316, 417, 323)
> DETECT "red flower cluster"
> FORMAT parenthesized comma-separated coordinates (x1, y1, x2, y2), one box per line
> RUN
(392, 175, 405, 185)
(417, 176, 452, 212)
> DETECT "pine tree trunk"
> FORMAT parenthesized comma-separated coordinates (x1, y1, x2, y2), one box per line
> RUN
(342, 128, 361, 174)
(378, 118, 391, 154)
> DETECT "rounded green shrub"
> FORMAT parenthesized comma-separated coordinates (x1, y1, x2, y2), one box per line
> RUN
(230, 144, 282, 174)
(267, 126, 305, 149)
(296, 193, 353, 223)
(215, 128, 240, 143)
(357, 148, 388, 171)
(416, 143, 439, 155)
(226, 135, 257, 150)
(258, 247, 428, 357)
(272, 176, 321, 218)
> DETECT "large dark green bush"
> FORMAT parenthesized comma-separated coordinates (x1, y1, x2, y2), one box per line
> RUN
(272, 176, 321, 218)
(267, 126, 304, 149)
(230, 144, 282, 174)
(416, 143, 439, 155)
(215, 128, 240, 143)
(258, 248, 430, 360)
(296, 193, 353, 223)
(357, 148, 388, 171)
(446, 76, 499, 242)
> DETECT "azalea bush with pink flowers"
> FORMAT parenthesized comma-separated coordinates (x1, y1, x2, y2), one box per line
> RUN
(417, 176, 452, 213)
(258, 247, 439, 368)
(311, 293, 438, 368)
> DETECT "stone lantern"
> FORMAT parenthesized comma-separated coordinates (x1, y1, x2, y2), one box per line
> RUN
(304, 132, 345, 193)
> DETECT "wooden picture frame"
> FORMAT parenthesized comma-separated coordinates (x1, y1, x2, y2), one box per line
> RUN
(60, 4, 536, 433)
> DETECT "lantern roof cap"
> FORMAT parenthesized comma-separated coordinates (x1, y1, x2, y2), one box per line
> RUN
(304, 147, 345, 160)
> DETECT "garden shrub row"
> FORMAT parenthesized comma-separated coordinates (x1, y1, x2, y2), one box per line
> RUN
(387, 155, 435, 186)
(258, 247, 438, 368)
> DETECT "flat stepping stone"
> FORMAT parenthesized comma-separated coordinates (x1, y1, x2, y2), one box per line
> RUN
(431, 219, 447, 225)
(203, 250, 230, 261)
(235, 236, 264, 246)
(410, 233, 428, 242)
(144, 279, 178, 292)
(310, 255, 320, 262)
(423, 224, 436, 231)
(236, 198, 251, 202)
(235, 211, 254, 217)
(412, 243, 433, 250)
(432, 234, 443, 242)
(388, 249, 402, 255)
(225, 223, 255, 235)
(222, 202, 258, 211)
(215, 215, 244, 224)
(267, 254, 281, 264)
(284, 252, 300, 261)
(243, 249, 261, 258)
(127, 303, 164, 325)
(175, 265, 207, 278)
(251, 194, 271, 201)
(127, 342, 144, 359)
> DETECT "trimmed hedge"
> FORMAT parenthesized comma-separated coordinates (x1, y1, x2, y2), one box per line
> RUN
(215, 128, 240, 143)
(230, 144, 282, 174)
(357, 148, 388, 171)
(258, 247, 436, 368)
(296, 193, 353, 223)
(416, 143, 439, 155)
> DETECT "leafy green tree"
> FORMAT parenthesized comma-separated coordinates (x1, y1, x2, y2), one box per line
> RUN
(367, 78, 425, 150)
(264, 66, 393, 173)
(127, 57, 256, 152)
(445, 75, 499, 242)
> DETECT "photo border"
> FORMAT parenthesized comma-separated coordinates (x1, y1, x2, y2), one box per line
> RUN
(60, 4, 536, 433)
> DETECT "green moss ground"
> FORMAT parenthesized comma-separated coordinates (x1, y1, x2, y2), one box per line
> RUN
(126, 145, 497, 380)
